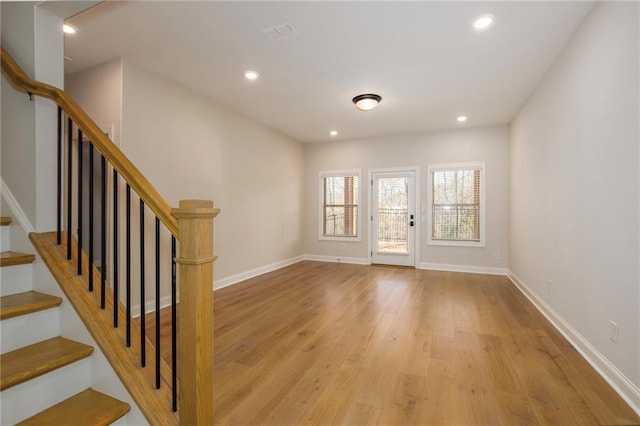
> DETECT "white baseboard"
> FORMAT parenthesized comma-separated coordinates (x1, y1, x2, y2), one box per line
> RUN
(130, 256, 306, 315)
(303, 254, 370, 265)
(508, 270, 640, 416)
(418, 262, 507, 276)
(0, 177, 36, 234)
(130, 255, 307, 315)
(214, 255, 305, 290)
(302, 257, 507, 274)
(130, 294, 174, 319)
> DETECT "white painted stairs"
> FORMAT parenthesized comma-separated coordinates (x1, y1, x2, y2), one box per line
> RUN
(0, 217, 130, 425)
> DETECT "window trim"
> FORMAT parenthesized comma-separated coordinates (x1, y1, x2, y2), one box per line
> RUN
(427, 162, 486, 247)
(318, 169, 362, 242)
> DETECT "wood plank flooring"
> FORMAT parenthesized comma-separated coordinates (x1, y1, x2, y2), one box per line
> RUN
(144, 261, 640, 425)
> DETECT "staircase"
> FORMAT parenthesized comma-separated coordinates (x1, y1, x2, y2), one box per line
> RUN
(0, 217, 130, 425)
(2, 43, 217, 424)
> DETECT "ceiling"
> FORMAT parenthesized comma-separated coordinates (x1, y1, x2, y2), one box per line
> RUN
(64, 1, 594, 143)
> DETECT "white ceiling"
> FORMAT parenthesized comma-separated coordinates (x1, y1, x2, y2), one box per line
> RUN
(64, 1, 594, 143)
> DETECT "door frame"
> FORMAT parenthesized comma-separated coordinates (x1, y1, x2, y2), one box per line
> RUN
(368, 166, 420, 267)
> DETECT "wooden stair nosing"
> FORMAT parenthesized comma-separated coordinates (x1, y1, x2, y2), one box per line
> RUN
(16, 388, 130, 426)
(0, 291, 63, 320)
(0, 336, 94, 391)
(0, 217, 11, 226)
(0, 251, 36, 267)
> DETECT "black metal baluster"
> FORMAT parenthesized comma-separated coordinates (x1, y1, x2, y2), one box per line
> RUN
(56, 106, 62, 245)
(113, 170, 119, 327)
(67, 118, 72, 259)
(171, 236, 177, 412)
(140, 199, 146, 367)
(89, 144, 94, 291)
(101, 155, 107, 309)
(155, 217, 160, 389)
(126, 184, 131, 347)
(77, 128, 83, 275)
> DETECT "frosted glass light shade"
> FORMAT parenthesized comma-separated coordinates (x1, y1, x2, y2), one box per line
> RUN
(352, 94, 382, 111)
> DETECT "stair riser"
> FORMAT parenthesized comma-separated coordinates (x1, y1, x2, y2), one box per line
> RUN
(0, 308, 60, 354)
(0, 264, 33, 296)
(0, 358, 91, 425)
(1, 226, 9, 252)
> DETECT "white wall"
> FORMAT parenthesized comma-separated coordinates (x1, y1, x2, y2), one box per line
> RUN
(66, 59, 123, 146)
(510, 0, 639, 399)
(304, 125, 509, 271)
(121, 61, 306, 287)
(1, 2, 38, 227)
(1, 2, 63, 232)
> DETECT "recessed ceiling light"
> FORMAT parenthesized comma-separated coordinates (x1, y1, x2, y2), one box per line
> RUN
(63, 24, 77, 34)
(244, 70, 259, 80)
(330, 130, 338, 137)
(352, 94, 382, 111)
(457, 115, 468, 123)
(472, 14, 494, 30)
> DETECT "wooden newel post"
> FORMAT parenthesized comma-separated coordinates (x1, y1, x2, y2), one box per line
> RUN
(172, 200, 219, 426)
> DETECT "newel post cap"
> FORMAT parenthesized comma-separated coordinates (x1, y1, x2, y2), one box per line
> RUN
(172, 199, 220, 219)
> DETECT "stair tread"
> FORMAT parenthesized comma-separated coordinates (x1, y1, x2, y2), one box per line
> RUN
(0, 217, 11, 226)
(16, 388, 130, 426)
(0, 336, 94, 390)
(0, 291, 63, 320)
(0, 251, 36, 267)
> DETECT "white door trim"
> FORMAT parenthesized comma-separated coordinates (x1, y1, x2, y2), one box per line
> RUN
(368, 167, 420, 267)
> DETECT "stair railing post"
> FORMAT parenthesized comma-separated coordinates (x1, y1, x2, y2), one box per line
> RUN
(171, 199, 218, 425)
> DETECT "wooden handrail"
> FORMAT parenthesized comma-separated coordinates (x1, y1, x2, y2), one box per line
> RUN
(0, 45, 179, 237)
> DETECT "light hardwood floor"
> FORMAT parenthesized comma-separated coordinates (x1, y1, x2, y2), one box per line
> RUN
(145, 261, 640, 425)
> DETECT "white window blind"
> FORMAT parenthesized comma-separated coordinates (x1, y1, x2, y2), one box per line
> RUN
(320, 172, 359, 239)
(431, 166, 482, 242)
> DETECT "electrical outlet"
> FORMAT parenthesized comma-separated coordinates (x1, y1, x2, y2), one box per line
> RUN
(609, 321, 618, 343)
(494, 251, 501, 260)
(547, 280, 552, 294)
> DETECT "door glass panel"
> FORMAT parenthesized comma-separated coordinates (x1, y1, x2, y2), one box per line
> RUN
(377, 177, 408, 253)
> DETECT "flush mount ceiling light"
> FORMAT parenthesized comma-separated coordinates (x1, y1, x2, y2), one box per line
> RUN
(457, 115, 468, 122)
(244, 70, 259, 80)
(63, 24, 77, 34)
(330, 130, 338, 137)
(472, 14, 494, 30)
(352, 94, 382, 111)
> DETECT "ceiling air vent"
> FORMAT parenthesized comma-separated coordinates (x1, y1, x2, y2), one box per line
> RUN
(262, 21, 297, 40)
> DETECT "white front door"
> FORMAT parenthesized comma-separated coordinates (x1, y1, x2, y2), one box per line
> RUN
(371, 170, 416, 266)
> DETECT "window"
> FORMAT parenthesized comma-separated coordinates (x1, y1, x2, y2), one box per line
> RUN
(319, 170, 360, 240)
(428, 162, 485, 246)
